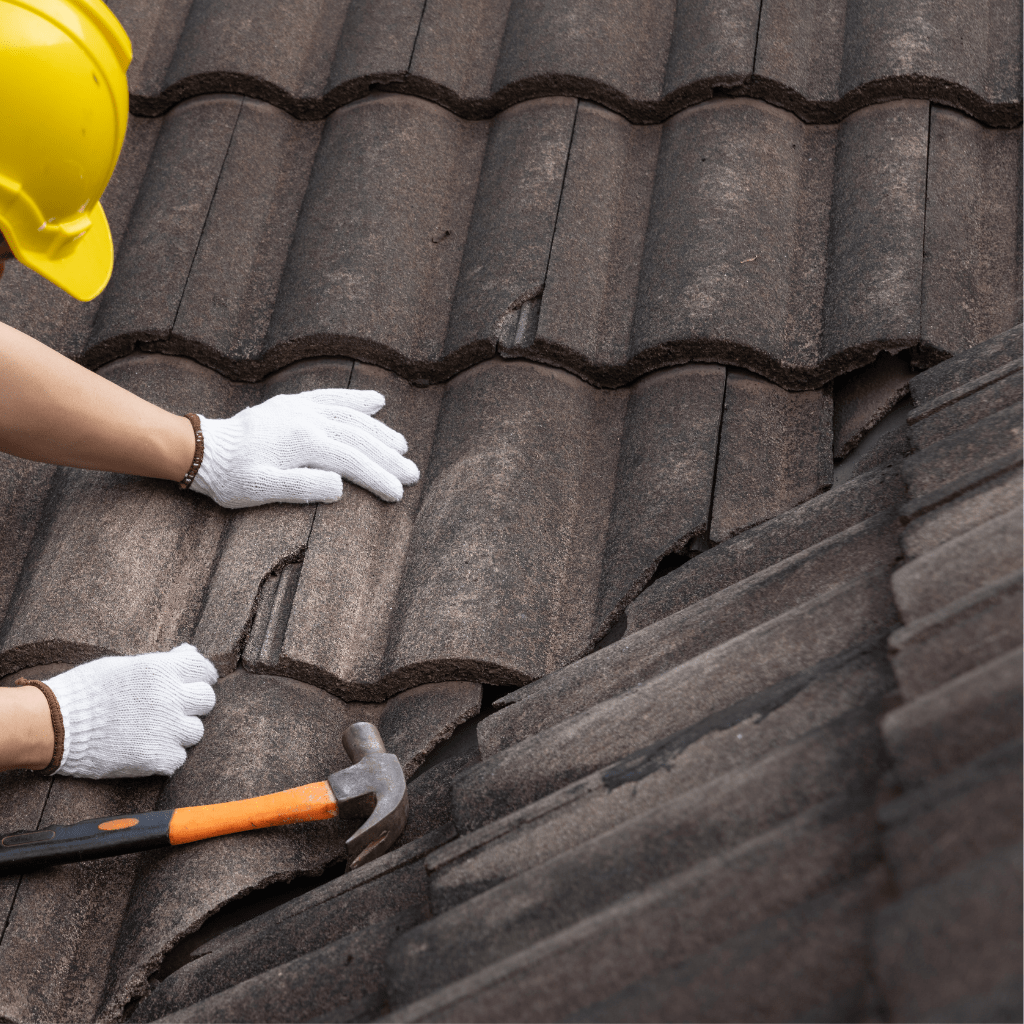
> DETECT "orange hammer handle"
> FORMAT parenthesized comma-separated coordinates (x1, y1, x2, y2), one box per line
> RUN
(168, 781, 337, 845)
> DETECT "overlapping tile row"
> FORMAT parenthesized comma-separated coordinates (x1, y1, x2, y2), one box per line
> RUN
(0, 352, 830, 700)
(110, 0, 1022, 127)
(0, 95, 1018, 390)
(872, 324, 1023, 1022)
(133, 426, 909, 1021)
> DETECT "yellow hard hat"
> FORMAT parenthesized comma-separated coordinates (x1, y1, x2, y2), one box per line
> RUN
(0, 0, 131, 301)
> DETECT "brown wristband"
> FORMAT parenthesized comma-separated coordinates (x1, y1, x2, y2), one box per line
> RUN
(15, 679, 64, 775)
(179, 414, 204, 490)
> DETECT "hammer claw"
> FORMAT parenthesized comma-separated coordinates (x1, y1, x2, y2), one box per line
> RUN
(329, 723, 409, 871)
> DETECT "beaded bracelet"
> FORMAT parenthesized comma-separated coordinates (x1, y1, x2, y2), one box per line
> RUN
(15, 678, 64, 774)
(179, 413, 204, 490)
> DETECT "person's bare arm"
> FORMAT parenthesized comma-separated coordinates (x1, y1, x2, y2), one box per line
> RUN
(0, 320, 195, 480)
(0, 685, 54, 771)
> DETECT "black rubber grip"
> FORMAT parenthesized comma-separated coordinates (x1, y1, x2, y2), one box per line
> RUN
(0, 809, 174, 874)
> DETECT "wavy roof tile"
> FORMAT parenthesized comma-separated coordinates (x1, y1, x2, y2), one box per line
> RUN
(0, 2, 1020, 1022)
(0, 93, 1018, 388)
(0, 354, 833, 694)
(113, 0, 1022, 126)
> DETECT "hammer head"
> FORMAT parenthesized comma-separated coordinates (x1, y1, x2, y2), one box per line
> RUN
(328, 722, 408, 871)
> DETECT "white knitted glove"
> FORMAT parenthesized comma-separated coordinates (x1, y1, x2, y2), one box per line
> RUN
(46, 644, 217, 779)
(191, 389, 420, 509)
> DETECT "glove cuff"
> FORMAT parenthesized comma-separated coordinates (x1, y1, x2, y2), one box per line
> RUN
(191, 413, 244, 507)
(46, 665, 108, 778)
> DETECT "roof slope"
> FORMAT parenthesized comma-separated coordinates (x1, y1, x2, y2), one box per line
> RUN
(117, 324, 1021, 1023)
(0, 1, 1020, 1021)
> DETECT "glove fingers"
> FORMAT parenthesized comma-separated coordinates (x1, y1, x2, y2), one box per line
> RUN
(309, 428, 419, 485)
(167, 644, 219, 684)
(317, 407, 409, 454)
(308, 443, 406, 502)
(175, 715, 205, 749)
(305, 388, 386, 416)
(179, 681, 216, 717)
(261, 467, 344, 505)
(156, 744, 188, 777)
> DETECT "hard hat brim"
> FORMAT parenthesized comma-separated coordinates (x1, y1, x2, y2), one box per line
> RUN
(15, 201, 115, 303)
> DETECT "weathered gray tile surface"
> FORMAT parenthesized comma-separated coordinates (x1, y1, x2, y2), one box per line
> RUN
(0, 2, 1019, 1021)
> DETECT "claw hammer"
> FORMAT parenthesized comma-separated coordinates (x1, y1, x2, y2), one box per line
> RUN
(0, 722, 408, 875)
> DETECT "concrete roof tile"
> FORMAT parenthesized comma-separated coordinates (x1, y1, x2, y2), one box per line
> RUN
(629, 465, 905, 630)
(882, 649, 1022, 788)
(911, 366, 1023, 449)
(384, 810, 883, 1021)
(392, 713, 884, 1004)
(878, 737, 1022, 889)
(492, 0, 676, 106)
(164, 0, 350, 104)
(566, 871, 885, 1024)
(521, 101, 658, 378)
(269, 96, 491, 381)
(594, 364, 725, 630)
(900, 466, 1022, 558)
(138, 864, 430, 1024)
(173, 101, 324, 366)
(872, 843, 1022, 1021)
(448, 97, 576, 371)
(911, 322, 1023, 405)
(113, 0, 1022, 125)
(888, 569, 1023, 700)
(433, 666, 893, 914)
(133, 834, 448, 1021)
(891, 507, 1022, 620)
(325, 0, 426, 101)
(921, 110, 1023, 359)
(482, 511, 899, 755)
(159, 904, 425, 1022)
(94, 97, 245, 357)
(710, 369, 833, 541)
(902, 402, 1023, 497)
(456, 569, 897, 832)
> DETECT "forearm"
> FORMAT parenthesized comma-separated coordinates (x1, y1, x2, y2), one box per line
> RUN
(0, 686, 54, 771)
(0, 320, 195, 480)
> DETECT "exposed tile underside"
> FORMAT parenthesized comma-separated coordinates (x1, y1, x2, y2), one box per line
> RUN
(112, 0, 1023, 128)
(0, 94, 1019, 390)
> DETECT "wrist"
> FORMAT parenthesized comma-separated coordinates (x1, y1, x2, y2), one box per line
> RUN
(159, 412, 200, 482)
(0, 684, 56, 771)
